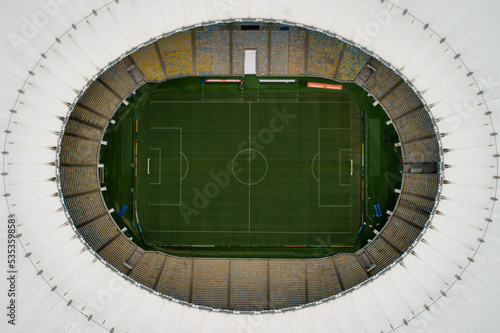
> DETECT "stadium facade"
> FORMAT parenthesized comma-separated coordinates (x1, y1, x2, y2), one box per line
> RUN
(1, 0, 500, 332)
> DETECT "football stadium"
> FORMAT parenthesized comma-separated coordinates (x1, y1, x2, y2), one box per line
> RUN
(1, 1, 500, 332)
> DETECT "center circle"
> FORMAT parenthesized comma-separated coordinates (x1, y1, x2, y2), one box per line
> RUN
(232, 149, 268, 186)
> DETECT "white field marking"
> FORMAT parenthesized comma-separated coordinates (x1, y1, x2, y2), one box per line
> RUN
(150, 127, 183, 130)
(149, 203, 182, 206)
(149, 128, 182, 205)
(364, 105, 369, 222)
(256, 99, 300, 102)
(202, 98, 245, 102)
(349, 102, 353, 232)
(296, 80, 299, 100)
(149, 230, 352, 234)
(147, 158, 150, 175)
(150, 148, 161, 185)
(231, 149, 268, 186)
(339, 149, 351, 187)
(181, 153, 189, 181)
(318, 128, 351, 208)
(311, 154, 319, 182)
(249, 101, 251, 233)
(256, 81, 299, 102)
(180, 127, 182, 204)
(351, 160, 353, 176)
(318, 128, 320, 205)
(150, 101, 351, 104)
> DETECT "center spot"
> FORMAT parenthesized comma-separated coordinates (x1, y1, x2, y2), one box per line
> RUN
(232, 149, 268, 186)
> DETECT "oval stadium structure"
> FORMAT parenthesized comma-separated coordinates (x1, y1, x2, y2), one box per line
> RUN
(1, 1, 500, 332)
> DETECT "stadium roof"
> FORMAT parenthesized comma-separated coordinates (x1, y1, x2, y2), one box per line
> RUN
(1, 0, 500, 332)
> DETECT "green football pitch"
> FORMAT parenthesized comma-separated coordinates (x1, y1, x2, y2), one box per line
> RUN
(136, 84, 361, 246)
(101, 77, 403, 257)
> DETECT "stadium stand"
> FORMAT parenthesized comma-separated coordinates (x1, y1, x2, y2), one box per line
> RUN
(229, 259, 268, 311)
(270, 29, 289, 75)
(288, 27, 306, 75)
(157, 32, 193, 78)
(99, 60, 137, 98)
(70, 104, 109, 129)
(394, 108, 435, 142)
(399, 193, 435, 213)
(232, 29, 268, 76)
(192, 259, 229, 309)
(130, 43, 166, 82)
(63, 191, 107, 226)
(308, 32, 343, 77)
(364, 58, 400, 99)
(78, 81, 121, 118)
(364, 237, 400, 273)
(402, 173, 440, 198)
(333, 254, 368, 290)
(63, 119, 103, 141)
(269, 260, 306, 309)
(99, 235, 136, 273)
(381, 83, 423, 119)
(335, 44, 371, 82)
(195, 27, 213, 75)
(59, 166, 99, 195)
(129, 252, 165, 289)
(307, 258, 342, 302)
(155, 255, 176, 295)
(211, 27, 231, 75)
(393, 205, 429, 229)
(78, 215, 118, 251)
(401, 137, 440, 162)
(159, 256, 192, 301)
(60, 135, 100, 165)
(381, 217, 422, 252)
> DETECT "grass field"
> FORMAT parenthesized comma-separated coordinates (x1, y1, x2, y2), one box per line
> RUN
(101, 77, 402, 257)
(138, 94, 361, 246)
